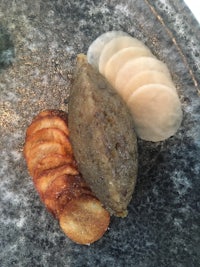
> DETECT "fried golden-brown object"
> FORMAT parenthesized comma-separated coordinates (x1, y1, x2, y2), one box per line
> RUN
(59, 195, 110, 245)
(25, 141, 70, 177)
(26, 115, 69, 138)
(34, 109, 69, 122)
(43, 174, 93, 218)
(23, 109, 110, 245)
(33, 153, 75, 178)
(34, 164, 78, 197)
(24, 128, 72, 155)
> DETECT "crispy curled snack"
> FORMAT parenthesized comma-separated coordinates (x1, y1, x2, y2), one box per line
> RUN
(23, 109, 110, 245)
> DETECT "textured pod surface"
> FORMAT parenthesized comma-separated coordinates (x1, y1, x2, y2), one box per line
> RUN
(68, 54, 138, 217)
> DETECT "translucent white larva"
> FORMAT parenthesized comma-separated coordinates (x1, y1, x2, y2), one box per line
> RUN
(87, 31, 183, 142)
(98, 36, 147, 74)
(87, 31, 129, 69)
(114, 57, 171, 92)
(104, 46, 154, 86)
(122, 70, 176, 102)
(127, 84, 182, 142)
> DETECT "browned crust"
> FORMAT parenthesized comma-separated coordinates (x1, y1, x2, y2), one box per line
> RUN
(23, 109, 110, 244)
(24, 127, 71, 154)
(34, 164, 78, 198)
(34, 109, 68, 124)
(24, 141, 70, 176)
(59, 195, 110, 245)
(33, 153, 76, 178)
(43, 174, 93, 218)
(26, 115, 69, 138)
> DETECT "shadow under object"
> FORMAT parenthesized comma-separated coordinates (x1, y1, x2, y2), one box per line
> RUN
(0, 24, 15, 71)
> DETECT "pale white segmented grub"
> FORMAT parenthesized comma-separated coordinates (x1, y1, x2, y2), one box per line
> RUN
(99, 36, 147, 74)
(87, 31, 182, 141)
(121, 70, 177, 102)
(87, 31, 129, 69)
(127, 84, 183, 142)
(115, 56, 171, 92)
(104, 46, 154, 87)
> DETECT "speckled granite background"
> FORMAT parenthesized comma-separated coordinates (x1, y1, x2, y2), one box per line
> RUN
(0, 0, 200, 266)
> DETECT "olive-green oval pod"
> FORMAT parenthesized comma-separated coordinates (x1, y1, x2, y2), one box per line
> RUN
(68, 54, 138, 217)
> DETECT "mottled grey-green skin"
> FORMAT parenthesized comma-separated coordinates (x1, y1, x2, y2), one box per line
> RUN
(68, 55, 138, 217)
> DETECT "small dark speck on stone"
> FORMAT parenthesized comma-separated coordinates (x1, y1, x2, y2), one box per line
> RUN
(64, 98, 69, 104)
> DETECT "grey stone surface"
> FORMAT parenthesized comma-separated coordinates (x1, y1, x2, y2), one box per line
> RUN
(0, 0, 200, 266)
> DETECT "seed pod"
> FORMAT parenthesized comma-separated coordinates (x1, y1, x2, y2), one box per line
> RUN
(68, 54, 138, 217)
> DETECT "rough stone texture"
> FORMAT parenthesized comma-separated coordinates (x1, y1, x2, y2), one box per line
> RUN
(0, 0, 199, 266)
